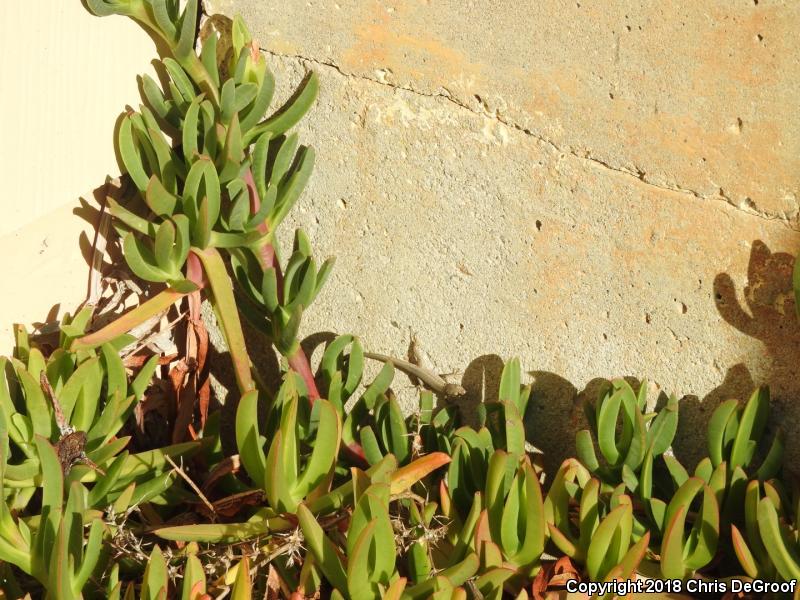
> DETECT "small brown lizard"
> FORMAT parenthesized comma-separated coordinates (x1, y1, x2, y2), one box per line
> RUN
(363, 351, 466, 398)
(40, 372, 105, 477)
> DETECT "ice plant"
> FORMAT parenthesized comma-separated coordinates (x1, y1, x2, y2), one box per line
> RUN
(1, 0, 800, 597)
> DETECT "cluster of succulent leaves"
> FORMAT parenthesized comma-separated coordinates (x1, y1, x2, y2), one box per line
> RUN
(4, 0, 800, 598)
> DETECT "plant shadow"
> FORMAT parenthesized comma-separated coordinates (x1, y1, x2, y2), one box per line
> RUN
(664, 240, 800, 471)
(712, 240, 800, 401)
(412, 239, 800, 476)
(48, 188, 800, 475)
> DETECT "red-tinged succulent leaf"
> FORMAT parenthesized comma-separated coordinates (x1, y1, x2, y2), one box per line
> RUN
(439, 479, 452, 517)
(586, 503, 630, 580)
(756, 497, 800, 581)
(346, 519, 380, 598)
(390, 452, 450, 495)
(546, 523, 578, 559)
(617, 531, 650, 578)
(660, 506, 688, 579)
(286, 345, 321, 402)
(684, 485, 720, 572)
(293, 399, 341, 501)
(235, 391, 266, 489)
(475, 567, 515, 597)
(188, 579, 206, 600)
(731, 524, 760, 579)
(296, 504, 348, 593)
(473, 510, 492, 547)
(71, 288, 191, 351)
(383, 578, 407, 600)
(479, 540, 503, 570)
(231, 555, 252, 600)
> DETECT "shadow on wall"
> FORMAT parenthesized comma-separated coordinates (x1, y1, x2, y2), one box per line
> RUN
(195, 236, 800, 474)
(674, 239, 800, 470)
(714, 239, 800, 401)
(32, 188, 800, 477)
(446, 239, 800, 477)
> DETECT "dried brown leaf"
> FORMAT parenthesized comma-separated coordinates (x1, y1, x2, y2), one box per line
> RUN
(202, 455, 242, 493)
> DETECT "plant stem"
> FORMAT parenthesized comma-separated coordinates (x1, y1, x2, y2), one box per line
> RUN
(193, 248, 255, 394)
(287, 347, 318, 399)
(244, 168, 319, 402)
(129, 8, 221, 107)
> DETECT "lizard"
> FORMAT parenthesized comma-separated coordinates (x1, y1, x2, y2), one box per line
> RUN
(363, 350, 466, 399)
(39, 372, 105, 477)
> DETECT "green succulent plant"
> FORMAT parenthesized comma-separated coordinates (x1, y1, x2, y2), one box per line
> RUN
(235, 372, 341, 513)
(708, 387, 777, 473)
(297, 470, 478, 600)
(1, 313, 199, 509)
(443, 360, 536, 518)
(658, 476, 720, 579)
(0, 437, 107, 594)
(478, 358, 531, 463)
(313, 334, 463, 469)
(486, 451, 547, 573)
(706, 385, 784, 522)
(76, 0, 326, 406)
(7, 0, 800, 597)
(105, 543, 254, 600)
(576, 379, 679, 508)
(544, 460, 649, 585)
(730, 478, 787, 581)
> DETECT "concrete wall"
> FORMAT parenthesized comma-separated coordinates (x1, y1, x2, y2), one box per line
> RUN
(1, 1, 798, 470)
(207, 0, 800, 469)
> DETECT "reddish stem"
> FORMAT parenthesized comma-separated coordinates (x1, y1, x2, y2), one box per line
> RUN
(186, 251, 206, 289)
(243, 169, 284, 291)
(287, 347, 319, 400)
(244, 168, 319, 402)
(343, 442, 368, 467)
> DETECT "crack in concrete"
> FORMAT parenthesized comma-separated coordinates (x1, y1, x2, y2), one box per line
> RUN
(263, 48, 797, 230)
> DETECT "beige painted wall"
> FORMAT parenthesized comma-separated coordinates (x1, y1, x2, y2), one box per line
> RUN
(0, 2, 154, 349)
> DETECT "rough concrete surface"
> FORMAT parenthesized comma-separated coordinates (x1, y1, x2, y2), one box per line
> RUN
(205, 1, 799, 473)
(207, 0, 800, 224)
